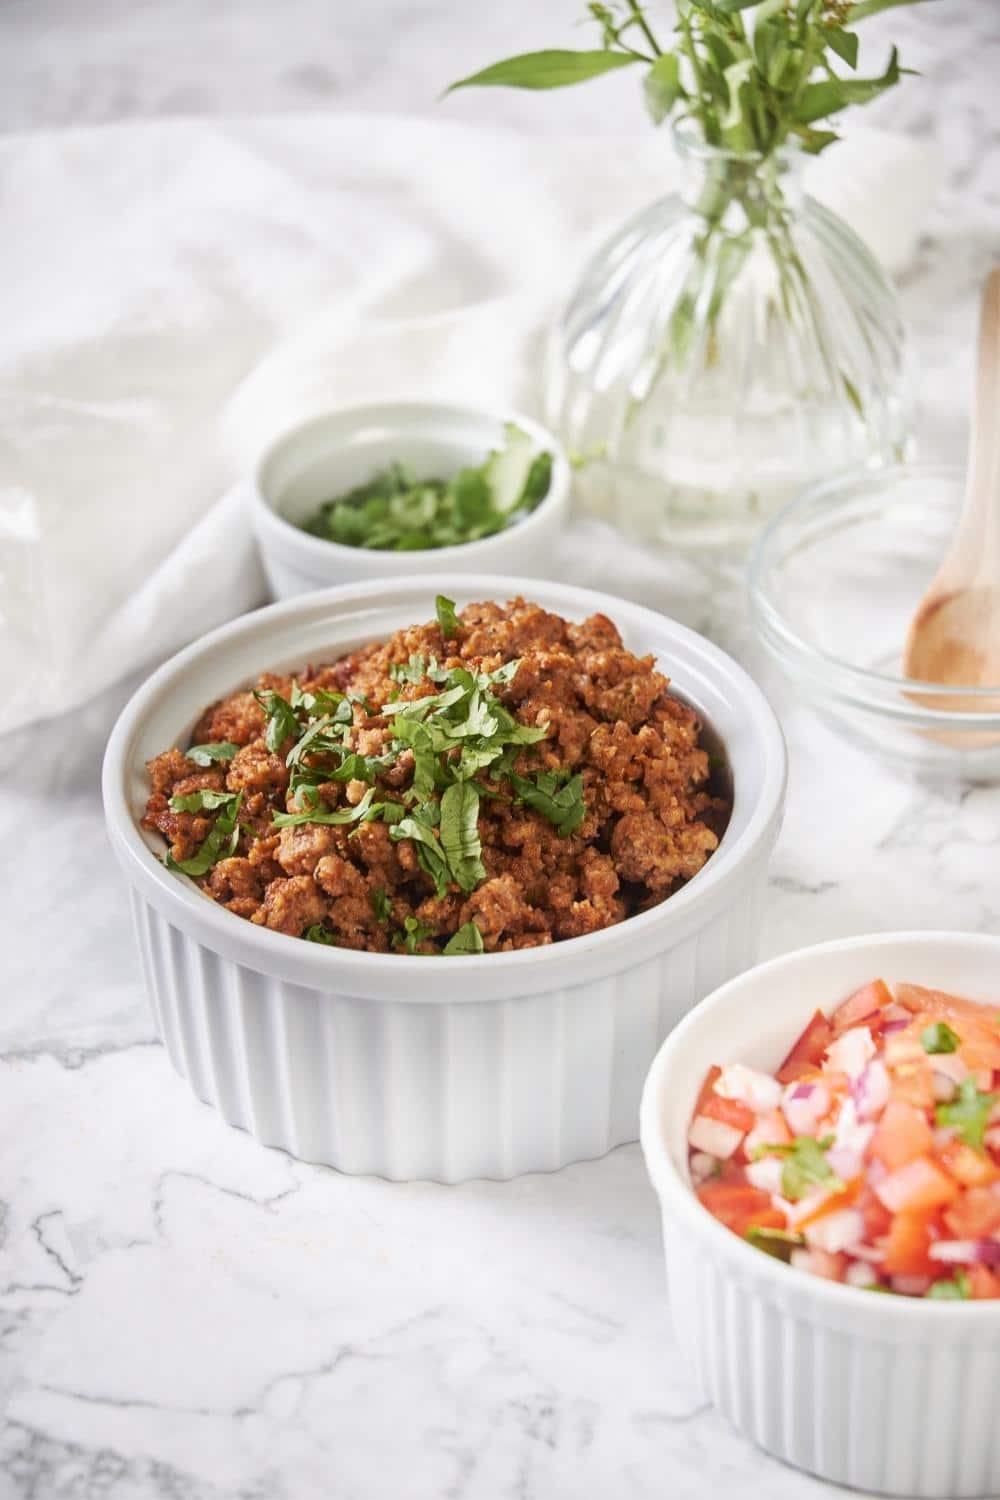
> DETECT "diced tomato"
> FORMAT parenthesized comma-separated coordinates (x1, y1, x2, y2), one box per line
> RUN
(943, 1186, 1000, 1239)
(696, 1181, 785, 1238)
(935, 1138, 1000, 1188)
(870, 1099, 933, 1170)
(693, 1065, 722, 1119)
(897, 983, 998, 1026)
(875, 1156, 958, 1214)
(831, 979, 893, 1036)
(955, 1024, 1000, 1073)
(701, 1093, 757, 1134)
(858, 1184, 893, 1241)
(776, 1009, 834, 1084)
(794, 1177, 862, 1232)
(969, 1264, 1000, 1300)
(888, 1062, 936, 1110)
(882, 1208, 941, 1277)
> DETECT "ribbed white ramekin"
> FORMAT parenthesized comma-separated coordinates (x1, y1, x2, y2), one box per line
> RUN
(103, 574, 786, 1182)
(641, 931, 1000, 1498)
(250, 402, 571, 600)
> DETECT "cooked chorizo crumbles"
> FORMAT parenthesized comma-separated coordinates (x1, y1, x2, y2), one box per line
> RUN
(142, 595, 729, 954)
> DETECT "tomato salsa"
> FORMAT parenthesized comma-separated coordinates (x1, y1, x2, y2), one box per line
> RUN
(688, 980, 1000, 1299)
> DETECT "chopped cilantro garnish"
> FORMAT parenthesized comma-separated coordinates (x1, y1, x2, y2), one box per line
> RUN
(394, 916, 435, 954)
(752, 1135, 841, 1202)
(186, 741, 239, 766)
(371, 888, 392, 925)
(509, 769, 586, 837)
(443, 921, 485, 955)
(935, 1076, 998, 1153)
(165, 791, 243, 877)
(304, 924, 337, 946)
(298, 424, 552, 553)
(272, 788, 377, 828)
(253, 688, 300, 753)
(438, 781, 485, 893)
(436, 595, 461, 638)
(745, 1225, 804, 1263)
(927, 1270, 971, 1300)
(921, 1021, 961, 1055)
(168, 788, 240, 814)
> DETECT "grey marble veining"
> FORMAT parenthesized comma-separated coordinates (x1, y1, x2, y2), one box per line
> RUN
(2, 3, 1000, 1498)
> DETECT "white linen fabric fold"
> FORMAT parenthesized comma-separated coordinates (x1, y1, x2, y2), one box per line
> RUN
(0, 114, 940, 732)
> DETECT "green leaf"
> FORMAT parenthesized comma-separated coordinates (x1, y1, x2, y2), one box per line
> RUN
(445, 49, 641, 95)
(745, 1225, 805, 1262)
(371, 888, 392, 925)
(643, 53, 683, 125)
(921, 1021, 961, 1056)
(847, 0, 931, 19)
(927, 1269, 971, 1301)
(168, 788, 239, 814)
(436, 595, 461, 638)
(394, 916, 436, 954)
(390, 815, 453, 898)
(824, 26, 859, 68)
(443, 921, 485, 956)
(165, 792, 243, 878)
(271, 788, 376, 828)
(753, 1135, 842, 1201)
(509, 769, 586, 837)
(253, 689, 299, 753)
(936, 1077, 998, 1154)
(304, 923, 337, 946)
(186, 741, 239, 766)
(439, 782, 485, 893)
(793, 45, 901, 125)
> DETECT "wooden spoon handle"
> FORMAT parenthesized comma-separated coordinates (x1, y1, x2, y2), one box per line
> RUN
(960, 268, 1000, 581)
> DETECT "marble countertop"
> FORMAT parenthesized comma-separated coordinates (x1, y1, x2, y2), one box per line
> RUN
(2, 3, 1000, 1498)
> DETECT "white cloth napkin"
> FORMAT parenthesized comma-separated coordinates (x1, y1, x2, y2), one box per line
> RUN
(0, 114, 941, 733)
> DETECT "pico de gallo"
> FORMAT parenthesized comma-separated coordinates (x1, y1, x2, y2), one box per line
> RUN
(688, 980, 1000, 1299)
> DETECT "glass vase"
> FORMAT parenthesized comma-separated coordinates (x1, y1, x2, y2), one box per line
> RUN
(545, 128, 910, 552)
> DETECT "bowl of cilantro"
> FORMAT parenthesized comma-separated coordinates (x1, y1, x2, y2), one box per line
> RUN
(251, 401, 571, 599)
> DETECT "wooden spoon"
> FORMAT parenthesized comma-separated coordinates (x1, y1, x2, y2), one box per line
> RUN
(903, 269, 1000, 705)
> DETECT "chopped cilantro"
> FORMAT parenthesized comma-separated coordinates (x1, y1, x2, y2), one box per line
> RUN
(186, 741, 239, 766)
(443, 921, 485, 955)
(927, 1270, 971, 1300)
(751, 1135, 841, 1202)
(509, 769, 586, 836)
(436, 594, 461, 638)
(371, 888, 392, 925)
(168, 788, 240, 814)
(394, 916, 435, 954)
(745, 1225, 804, 1263)
(298, 424, 552, 553)
(921, 1021, 961, 1055)
(438, 781, 485, 893)
(272, 788, 376, 828)
(304, 924, 337, 946)
(253, 689, 300, 752)
(165, 791, 243, 877)
(936, 1076, 998, 1153)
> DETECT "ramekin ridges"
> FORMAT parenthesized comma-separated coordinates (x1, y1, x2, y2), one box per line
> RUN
(641, 931, 1000, 1497)
(250, 402, 572, 600)
(104, 574, 786, 1182)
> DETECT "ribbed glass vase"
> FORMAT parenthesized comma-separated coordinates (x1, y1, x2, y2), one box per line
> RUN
(545, 128, 910, 551)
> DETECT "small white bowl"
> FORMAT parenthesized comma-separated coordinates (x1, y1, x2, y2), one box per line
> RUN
(641, 931, 1000, 1498)
(250, 401, 572, 600)
(102, 574, 786, 1182)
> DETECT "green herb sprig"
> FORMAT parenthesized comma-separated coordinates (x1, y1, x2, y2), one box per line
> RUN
(447, 0, 924, 159)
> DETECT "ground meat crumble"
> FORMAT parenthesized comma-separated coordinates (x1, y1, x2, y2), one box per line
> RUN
(142, 597, 730, 954)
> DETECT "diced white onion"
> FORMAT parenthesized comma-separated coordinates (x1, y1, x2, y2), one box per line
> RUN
(745, 1156, 784, 1195)
(805, 1208, 864, 1255)
(687, 1114, 743, 1159)
(845, 1260, 878, 1288)
(688, 1151, 718, 1185)
(825, 1026, 876, 1081)
(928, 1239, 977, 1264)
(891, 1274, 932, 1296)
(782, 1084, 830, 1137)
(853, 1059, 891, 1121)
(716, 1063, 783, 1114)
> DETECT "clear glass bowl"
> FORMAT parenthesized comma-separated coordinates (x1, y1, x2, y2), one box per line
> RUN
(749, 466, 1000, 780)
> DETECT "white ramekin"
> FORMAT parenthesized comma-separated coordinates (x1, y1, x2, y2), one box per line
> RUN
(103, 574, 786, 1182)
(250, 402, 572, 600)
(641, 931, 1000, 1498)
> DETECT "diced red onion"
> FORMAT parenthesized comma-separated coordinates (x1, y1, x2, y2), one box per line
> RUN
(881, 1016, 910, 1035)
(783, 1084, 830, 1137)
(826, 1027, 875, 1082)
(791, 1083, 815, 1101)
(851, 1059, 890, 1121)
